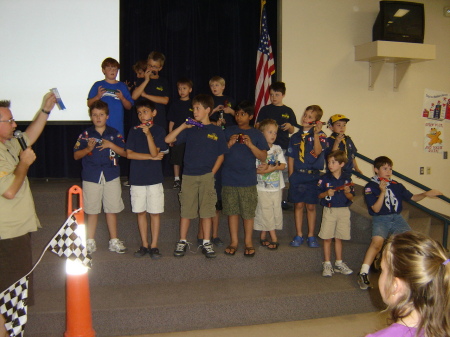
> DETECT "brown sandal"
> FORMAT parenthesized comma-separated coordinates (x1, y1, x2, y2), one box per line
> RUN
(268, 242, 279, 250)
(224, 245, 237, 256)
(244, 247, 255, 257)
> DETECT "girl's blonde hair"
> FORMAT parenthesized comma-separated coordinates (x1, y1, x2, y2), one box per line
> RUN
(382, 231, 450, 337)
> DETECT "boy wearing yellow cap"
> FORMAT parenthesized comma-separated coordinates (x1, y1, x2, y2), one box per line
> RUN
(325, 114, 362, 179)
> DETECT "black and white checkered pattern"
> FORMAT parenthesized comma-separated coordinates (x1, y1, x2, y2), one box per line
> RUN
(49, 216, 92, 268)
(0, 276, 28, 337)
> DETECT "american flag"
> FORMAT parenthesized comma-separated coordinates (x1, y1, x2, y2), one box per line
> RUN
(255, 1, 275, 120)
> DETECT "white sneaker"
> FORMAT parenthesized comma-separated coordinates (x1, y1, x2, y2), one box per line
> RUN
(322, 262, 334, 277)
(86, 239, 96, 254)
(109, 238, 127, 254)
(334, 262, 353, 275)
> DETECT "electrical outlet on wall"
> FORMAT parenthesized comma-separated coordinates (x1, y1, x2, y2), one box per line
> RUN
(420, 167, 424, 175)
(426, 167, 431, 175)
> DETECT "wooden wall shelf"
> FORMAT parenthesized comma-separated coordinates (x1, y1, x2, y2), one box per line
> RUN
(355, 41, 436, 91)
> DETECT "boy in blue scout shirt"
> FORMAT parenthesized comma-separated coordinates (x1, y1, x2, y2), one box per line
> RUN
(87, 57, 134, 136)
(221, 101, 269, 257)
(74, 100, 127, 254)
(325, 114, 362, 179)
(126, 98, 168, 259)
(318, 150, 354, 277)
(357, 156, 442, 290)
(286, 105, 327, 249)
(165, 94, 228, 259)
(132, 51, 170, 129)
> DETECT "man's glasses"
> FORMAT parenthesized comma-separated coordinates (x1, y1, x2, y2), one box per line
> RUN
(0, 118, 15, 124)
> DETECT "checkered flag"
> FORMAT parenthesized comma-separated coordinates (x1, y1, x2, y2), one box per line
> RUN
(0, 276, 28, 337)
(48, 215, 92, 268)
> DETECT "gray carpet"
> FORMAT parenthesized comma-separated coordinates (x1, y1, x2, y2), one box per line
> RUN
(26, 178, 384, 337)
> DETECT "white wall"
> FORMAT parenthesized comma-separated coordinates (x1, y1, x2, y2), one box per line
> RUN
(280, 0, 450, 215)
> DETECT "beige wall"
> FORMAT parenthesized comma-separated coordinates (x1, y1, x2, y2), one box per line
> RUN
(280, 0, 450, 215)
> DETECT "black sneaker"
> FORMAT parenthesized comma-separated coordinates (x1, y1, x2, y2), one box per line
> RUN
(134, 246, 149, 258)
(281, 200, 292, 210)
(174, 241, 187, 257)
(173, 180, 181, 189)
(358, 273, 372, 290)
(212, 237, 224, 247)
(202, 242, 216, 258)
(149, 247, 162, 260)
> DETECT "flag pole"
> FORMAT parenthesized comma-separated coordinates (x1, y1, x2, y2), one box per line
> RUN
(64, 185, 95, 337)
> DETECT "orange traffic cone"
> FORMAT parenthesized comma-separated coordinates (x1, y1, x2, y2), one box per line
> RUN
(64, 185, 95, 337)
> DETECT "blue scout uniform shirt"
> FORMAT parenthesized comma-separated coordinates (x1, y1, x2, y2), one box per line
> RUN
(222, 126, 269, 187)
(325, 133, 358, 176)
(209, 95, 236, 128)
(87, 80, 134, 136)
(286, 127, 327, 171)
(136, 77, 170, 129)
(318, 173, 354, 207)
(74, 125, 124, 183)
(167, 99, 193, 129)
(256, 104, 297, 149)
(176, 124, 228, 176)
(126, 124, 168, 186)
(364, 178, 413, 216)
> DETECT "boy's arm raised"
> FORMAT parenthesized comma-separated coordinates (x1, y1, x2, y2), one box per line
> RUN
(371, 181, 387, 213)
(313, 122, 324, 156)
(116, 89, 132, 110)
(131, 78, 149, 100)
(74, 138, 96, 160)
(165, 123, 190, 144)
(411, 189, 443, 202)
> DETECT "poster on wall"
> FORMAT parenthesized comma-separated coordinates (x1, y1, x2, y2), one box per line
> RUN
(422, 89, 450, 121)
(424, 121, 444, 154)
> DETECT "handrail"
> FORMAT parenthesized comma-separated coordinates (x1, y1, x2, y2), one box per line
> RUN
(354, 153, 449, 249)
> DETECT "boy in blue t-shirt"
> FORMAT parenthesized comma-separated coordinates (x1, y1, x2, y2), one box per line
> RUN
(208, 76, 236, 128)
(255, 81, 297, 150)
(73, 100, 127, 254)
(132, 51, 170, 129)
(165, 94, 228, 259)
(358, 156, 442, 290)
(286, 105, 327, 249)
(126, 99, 168, 259)
(255, 81, 297, 209)
(318, 150, 354, 277)
(167, 78, 193, 189)
(222, 101, 269, 257)
(87, 57, 134, 136)
(325, 114, 362, 179)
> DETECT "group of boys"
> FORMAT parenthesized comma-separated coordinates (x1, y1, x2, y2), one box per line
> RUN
(77, 52, 443, 291)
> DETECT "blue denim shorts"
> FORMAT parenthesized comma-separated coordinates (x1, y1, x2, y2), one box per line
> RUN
(288, 171, 320, 204)
(372, 214, 411, 239)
